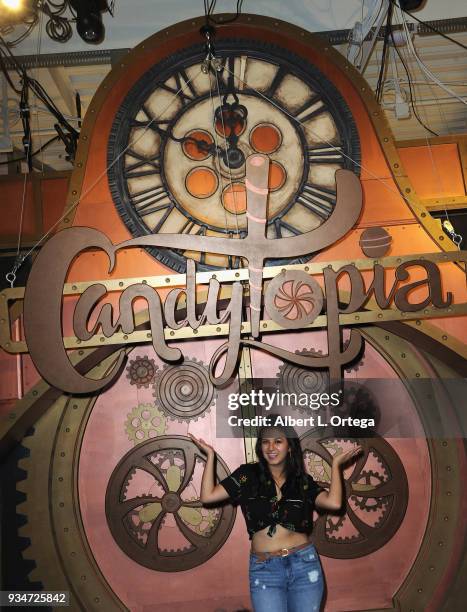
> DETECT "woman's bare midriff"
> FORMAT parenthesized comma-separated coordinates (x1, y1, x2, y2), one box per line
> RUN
(251, 524, 310, 553)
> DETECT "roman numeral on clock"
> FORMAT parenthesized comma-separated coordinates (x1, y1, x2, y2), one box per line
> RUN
(215, 55, 236, 93)
(124, 149, 161, 179)
(272, 218, 302, 238)
(297, 183, 336, 219)
(130, 105, 171, 138)
(294, 95, 326, 123)
(131, 185, 173, 218)
(159, 69, 197, 107)
(306, 145, 344, 164)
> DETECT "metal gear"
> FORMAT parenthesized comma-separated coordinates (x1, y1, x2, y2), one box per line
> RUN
(124, 403, 167, 445)
(351, 469, 387, 512)
(276, 348, 328, 413)
(106, 436, 236, 571)
(126, 356, 158, 388)
(152, 358, 215, 422)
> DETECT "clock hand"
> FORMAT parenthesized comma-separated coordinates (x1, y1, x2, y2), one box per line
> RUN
(149, 121, 226, 158)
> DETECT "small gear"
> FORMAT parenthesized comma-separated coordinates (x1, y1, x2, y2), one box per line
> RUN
(124, 403, 167, 445)
(351, 469, 387, 512)
(152, 358, 215, 422)
(126, 356, 158, 388)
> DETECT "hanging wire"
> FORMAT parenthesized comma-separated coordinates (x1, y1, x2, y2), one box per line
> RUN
(10, 67, 204, 275)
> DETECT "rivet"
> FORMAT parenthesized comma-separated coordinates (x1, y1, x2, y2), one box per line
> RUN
(60, 452, 65, 457)
(82, 135, 87, 141)
(438, 541, 443, 547)
(446, 490, 452, 496)
(216, 327, 221, 332)
(355, 315, 360, 320)
(385, 335, 389, 340)
(235, 272, 240, 277)
(165, 278, 170, 283)
(415, 373, 420, 378)
(304, 266, 309, 272)
(77, 162, 82, 168)
(263, 323, 268, 329)
(443, 515, 449, 521)
(401, 353, 406, 358)
(383, 137, 389, 142)
(119, 281, 124, 287)
(72, 190, 77, 195)
(81, 575, 86, 581)
(64, 527, 69, 532)
(100, 337, 105, 342)
(373, 111, 379, 116)
(394, 163, 399, 169)
(94, 598, 100, 603)
(439, 236, 444, 241)
(170, 331, 175, 336)
(71, 551, 76, 556)
(442, 441, 448, 446)
(377, 313, 382, 319)
(72, 285, 77, 291)
(417, 588, 423, 593)
(405, 188, 411, 193)
(64, 217, 69, 223)
(58, 477, 63, 481)
(446, 465, 452, 471)
(429, 566, 435, 571)
(193, 329, 198, 334)
(32, 390, 38, 396)
(442, 335, 447, 341)
(416, 320, 421, 326)
(142, 279, 147, 284)
(123, 334, 128, 340)
(212, 274, 217, 279)
(65, 427, 70, 433)
(73, 404, 78, 409)
(59, 502, 64, 507)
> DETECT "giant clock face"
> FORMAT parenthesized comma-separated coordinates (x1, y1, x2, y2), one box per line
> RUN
(108, 40, 360, 272)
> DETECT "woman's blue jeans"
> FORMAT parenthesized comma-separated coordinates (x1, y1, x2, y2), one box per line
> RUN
(249, 543, 324, 612)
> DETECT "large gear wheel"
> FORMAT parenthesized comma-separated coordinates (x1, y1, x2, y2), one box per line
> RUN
(105, 436, 236, 571)
(152, 358, 215, 422)
(124, 402, 167, 445)
(276, 348, 328, 412)
(301, 433, 409, 558)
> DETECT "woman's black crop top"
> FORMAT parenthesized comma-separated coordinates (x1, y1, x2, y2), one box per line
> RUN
(219, 462, 325, 540)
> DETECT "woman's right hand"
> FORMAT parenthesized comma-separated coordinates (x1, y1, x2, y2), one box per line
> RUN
(188, 433, 215, 458)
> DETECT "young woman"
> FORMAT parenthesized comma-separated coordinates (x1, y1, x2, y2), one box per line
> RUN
(189, 420, 362, 612)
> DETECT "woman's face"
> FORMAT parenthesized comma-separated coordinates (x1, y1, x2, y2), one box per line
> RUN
(260, 430, 290, 467)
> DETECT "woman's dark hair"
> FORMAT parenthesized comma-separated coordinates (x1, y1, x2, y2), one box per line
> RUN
(254, 414, 308, 497)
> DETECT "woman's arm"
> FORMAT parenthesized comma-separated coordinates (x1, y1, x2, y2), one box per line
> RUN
(315, 444, 363, 511)
(188, 434, 230, 504)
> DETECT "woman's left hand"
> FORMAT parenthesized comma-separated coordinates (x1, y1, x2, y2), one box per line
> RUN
(332, 444, 364, 468)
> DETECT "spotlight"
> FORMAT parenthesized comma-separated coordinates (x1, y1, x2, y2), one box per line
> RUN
(1, 0, 22, 10)
(69, 0, 107, 44)
(399, 1, 425, 10)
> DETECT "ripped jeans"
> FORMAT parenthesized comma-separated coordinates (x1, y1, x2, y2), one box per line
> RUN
(249, 543, 324, 612)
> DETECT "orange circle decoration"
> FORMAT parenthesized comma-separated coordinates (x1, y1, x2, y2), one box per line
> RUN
(250, 123, 282, 154)
(185, 167, 218, 199)
(222, 183, 247, 214)
(182, 130, 214, 161)
(268, 161, 286, 191)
